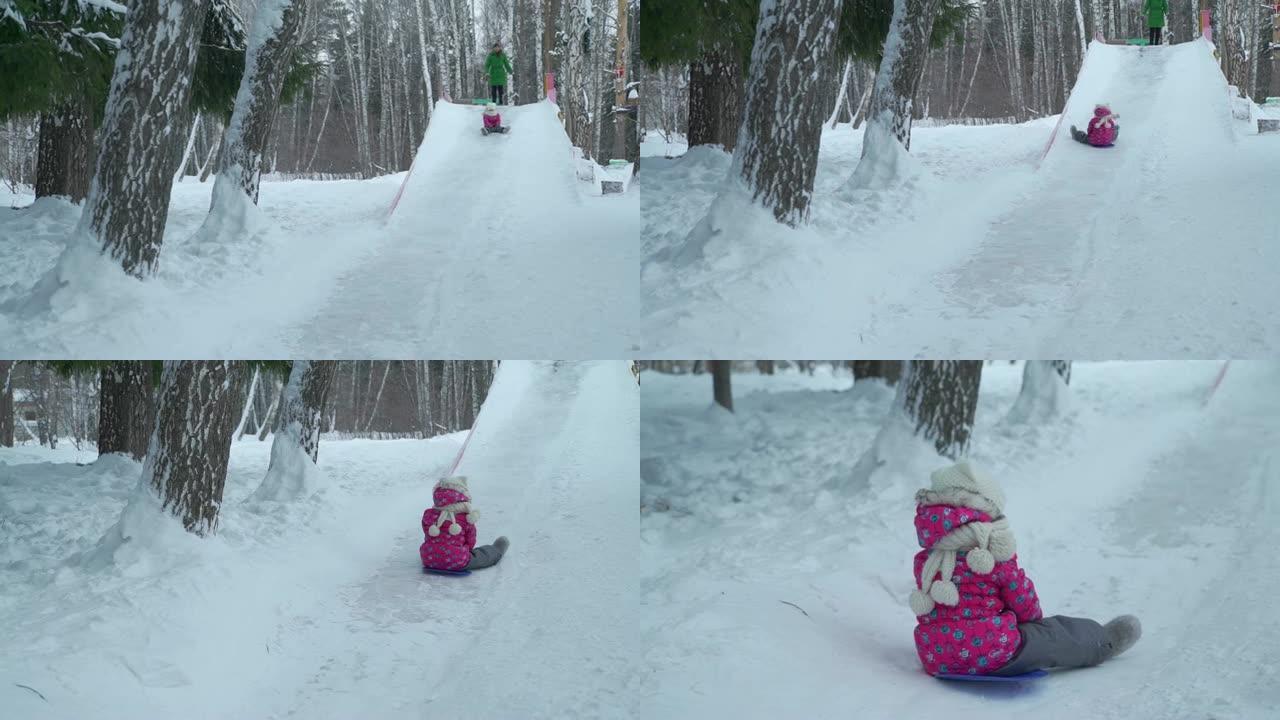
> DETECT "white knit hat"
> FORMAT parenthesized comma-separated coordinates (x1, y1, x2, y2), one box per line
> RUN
(426, 475, 478, 537)
(908, 462, 1017, 616)
(926, 461, 1005, 516)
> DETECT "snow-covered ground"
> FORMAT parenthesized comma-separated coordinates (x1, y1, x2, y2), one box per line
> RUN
(0, 361, 638, 719)
(640, 361, 1280, 718)
(0, 102, 638, 358)
(641, 39, 1280, 357)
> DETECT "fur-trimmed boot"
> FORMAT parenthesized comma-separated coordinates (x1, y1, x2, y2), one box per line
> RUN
(1100, 615, 1142, 661)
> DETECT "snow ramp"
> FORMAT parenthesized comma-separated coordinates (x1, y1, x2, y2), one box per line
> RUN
(389, 100, 578, 222)
(1041, 37, 1234, 169)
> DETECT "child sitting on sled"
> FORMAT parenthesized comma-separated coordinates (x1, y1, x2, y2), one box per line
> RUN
(482, 102, 508, 136)
(1070, 104, 1119, 147)
(420, 475, 509, 571)
(909, 462, 1141, 676)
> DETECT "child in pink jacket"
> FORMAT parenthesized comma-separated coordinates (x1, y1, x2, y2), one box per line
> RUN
(909, 462, 1141, 676)
(420, 475, 509, 571)
(1070, 104, 1119, 147)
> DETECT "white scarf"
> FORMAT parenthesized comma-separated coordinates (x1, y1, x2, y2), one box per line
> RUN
(909, 516, 1017, 616)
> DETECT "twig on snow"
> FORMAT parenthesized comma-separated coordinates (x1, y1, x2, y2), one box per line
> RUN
(780, 600, 810, 618)
(15, 684, 48, 702)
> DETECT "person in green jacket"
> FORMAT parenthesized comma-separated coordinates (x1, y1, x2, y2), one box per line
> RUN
(1144, 0, 1167, 45)
(484, 41, 514, 105)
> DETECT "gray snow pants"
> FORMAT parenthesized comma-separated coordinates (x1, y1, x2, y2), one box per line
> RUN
(465, 543, 507, 570)
(993, 615, 1108, 675)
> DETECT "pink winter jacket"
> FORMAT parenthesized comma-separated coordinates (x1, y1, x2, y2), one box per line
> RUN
(1086, 105, 1118, 147)
(483, 112, 502, 129)
(420, 485, 478, 571)
(912, 503, 1043, 676)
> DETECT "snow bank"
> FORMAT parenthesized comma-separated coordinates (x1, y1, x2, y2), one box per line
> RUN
(640, 361, 1280, 718)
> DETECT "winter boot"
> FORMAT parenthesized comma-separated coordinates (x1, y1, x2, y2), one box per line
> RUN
(494, 536, 510, 554)
(1100, 615, 1141, 661)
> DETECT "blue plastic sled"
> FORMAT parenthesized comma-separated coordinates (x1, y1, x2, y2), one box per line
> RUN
(423, 567, 472, 577)
(936, 669, 1047, 683)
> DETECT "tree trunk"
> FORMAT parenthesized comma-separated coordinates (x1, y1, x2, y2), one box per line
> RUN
(233, 367, 262, 440)
(900, 360, 982, 458)
(212, 0, 310, 209)
(252, 360, 337, 501)
(35, 97, 95, 203)
(732, 0, 844, 226)
(1006, 361, 1071, 423)
(542, 0, 562, 99)
(78, 0, 213, 278)
(0, 361, 13, 448)
(850, 0, 942, 188)
(710, 360, 733, 412)
(852, 360, 904, 385)
(98, 361, 154, 461)
(756, 360, 776, 375)
(142, 361, 242, 536)
(687, 49, 744, 151)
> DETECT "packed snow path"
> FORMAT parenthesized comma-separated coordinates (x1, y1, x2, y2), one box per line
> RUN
(640, 38, 1279, 357)
(293, 102, 637, 356)
(639, 363, 1280, 718)
(0, 102, 637, 357)
(0, 361, 638, 719)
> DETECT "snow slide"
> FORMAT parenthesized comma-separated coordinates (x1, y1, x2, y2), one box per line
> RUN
(293, 101, 638, 357)
(640, 362, 1280, 718)
(0, 361, 637, 719)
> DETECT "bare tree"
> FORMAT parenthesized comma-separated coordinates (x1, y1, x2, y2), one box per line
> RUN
(0, 361, 13, 448)
(709, 360, 733, 412)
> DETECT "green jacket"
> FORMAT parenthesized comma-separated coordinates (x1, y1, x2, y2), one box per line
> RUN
(484, 51, 513, 86)
(1144, 0, 1166, 28)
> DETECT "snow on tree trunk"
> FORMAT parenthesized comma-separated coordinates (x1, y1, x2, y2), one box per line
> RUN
(232, 367, 261, 439)
(0, 361, 13, 448)
(252, 360, 337, 502)
(174, 113, 202, 184)
(848, 0, 942, 189)
(850, 360, 982, 487)
(1006, 361, 1071, 424)
(140, 361, 242, 536)
(98, 361, 155, 461)
(731, 0, 843, 226)
(203, 0, 309, 243)
(35, 97, 94, 203)
(78, 0, 213, 278)
(828, 57, 854, 127)
(687, 49, 744, 151)
(710, 360, 733, 411)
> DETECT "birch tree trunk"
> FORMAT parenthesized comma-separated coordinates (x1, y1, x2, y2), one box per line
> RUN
(233, 367, 262, 439)
(849, 0, 942, 189)
(1007, 361, 1072, 423)
(252, 360, 338, 501)
(729, 0, 844, 226)
(140, 361, 242, 536)
(211, 0, 310, 212)
(78, 0, 213, 278)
